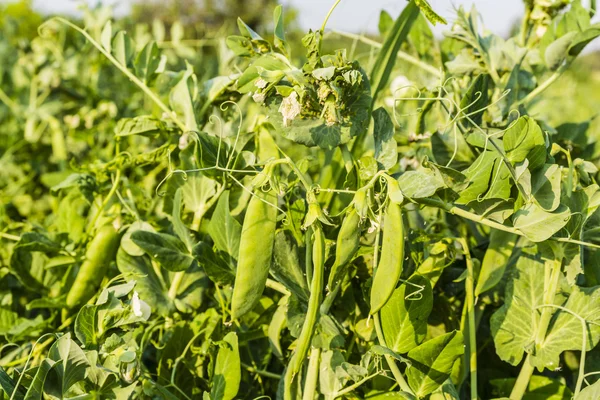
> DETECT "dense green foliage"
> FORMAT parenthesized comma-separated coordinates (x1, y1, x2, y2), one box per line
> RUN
(1, 0, 600, 399)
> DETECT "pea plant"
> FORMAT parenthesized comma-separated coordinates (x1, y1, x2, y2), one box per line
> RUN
(1, 0, 600, 399)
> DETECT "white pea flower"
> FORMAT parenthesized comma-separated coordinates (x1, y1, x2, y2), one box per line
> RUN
(278, 91, 302, 127)
(179, 133, 190, 150)
(255, 78, 268, 89)
(367, 219, 380, 234)
(131, 291, 151, 320)
(385, 75, 415, 108)
(252, 92, 266, 104)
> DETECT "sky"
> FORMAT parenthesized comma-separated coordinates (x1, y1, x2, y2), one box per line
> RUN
(6, 0, 600, 49)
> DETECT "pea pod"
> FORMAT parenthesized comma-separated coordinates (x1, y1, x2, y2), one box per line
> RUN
(327, 208, 362, 290)
(231, 189, 278, 320)
(66, 223, 120, 308)
(370, 201, 404, 314)
(284, 225, 325, 400)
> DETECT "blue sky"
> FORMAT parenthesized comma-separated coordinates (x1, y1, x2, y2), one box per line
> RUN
(7, 0, 600, 48)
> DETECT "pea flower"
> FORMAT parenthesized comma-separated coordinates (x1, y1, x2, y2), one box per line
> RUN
(278, 91, 302, 127)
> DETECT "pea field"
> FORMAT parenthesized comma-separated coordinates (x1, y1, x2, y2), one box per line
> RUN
(1, 0, 600, 398)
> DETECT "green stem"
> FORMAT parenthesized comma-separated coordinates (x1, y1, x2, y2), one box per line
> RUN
(417, 197, 600, 250)
(0, 232, 20, 241)
(329, 29, 442, 77)
(46, 18, 187, 132)
(266, 278, 290, 296)
(459, 238, 478, 400)
(302, 348, 321, 400)
(516, 65, 567, 107)
(373, 313, 413, 393)
(320, 0, 343, 33)
(334, 372, 382, 398)
(168, 271, 185, 300)
(284, 225, 325, 400)
(241, 362, 282, 379)
(510, 258, 562, 400)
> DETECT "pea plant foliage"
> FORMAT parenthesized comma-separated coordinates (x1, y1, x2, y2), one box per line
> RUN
(1, 0, 600, 399)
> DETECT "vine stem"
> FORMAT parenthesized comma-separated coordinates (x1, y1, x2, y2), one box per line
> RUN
(458, 238, 478, 400)
(328, 29, 442, 78)
(321, 0, 343, 33)
(303, 348, 321, 400)
(241, 362, 282, 379)
(516, 65, 567, 107)
(45, 18, 187, 132)
(417, 197, 600, 250)
(334, 372, 382, 398)
(510, 258, 563, 400)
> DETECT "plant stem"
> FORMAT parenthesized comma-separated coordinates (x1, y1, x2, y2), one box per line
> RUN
(510, 258, 562, 399)
(417, 197, 600, 250)
(168, 271, 185, 300)
(459, 238, 478, 400)
(510, 355, 534, 400)
(516, 65, 567, 107)
(334, 372, 382, 398)
(241, 362, 282, 379)
(266, 278, 290, 296)
(47, 18, 187, 132)
(320, 0, 343, 33)
(373, 313, 413, 394)
(329, 29, 442, 77)
(303, 348, 321, 400)
(0, 232, 20, 241)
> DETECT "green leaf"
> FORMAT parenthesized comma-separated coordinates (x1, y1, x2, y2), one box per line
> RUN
(503, 117, 547, 170)
(397, 168, 446, 199)
(460, 74, 489, 125)
(414, 0, 447, 25)
(114, 116, 166, 137)
(530, 164, 562, 212)
(116, 248, 172, 316)
(46, 334, 90, 396)
(23, 358, 55, 400)
(456, 151, 497, 204)
(491, 248, 546, 366)
(131, 231, 194, 272)
(211, 332, 241, 400)
(134, 41, 160, 84)
(373, 108, 398, 171)
(490, 376, 572, 399)
(100, 20, 112, 52)
(208, 191, 242, 260)
(112, 31, 134, 67)
(513, 203, 570, 242)
(378, 10, 394, 36)
(475, 230, 517, 296)
(193, 242, 235, 285)
(406, 331, 464, 398)
(74, 305, 98, 348)
(169, 62, 198, 131)
(370, 1, 420, 106)
(171, 188, 193, 252)
(270, 231, 310, 302)
(273, 5, 289, 56)
(381, 275, 433, 353)
(531, 285, 600, 371)
(545, 31, 578, 70)
(578, 379, 600, 400)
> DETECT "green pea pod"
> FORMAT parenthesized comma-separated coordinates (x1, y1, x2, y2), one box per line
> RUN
(327, 208, 361, 290)
(370, 201, 404, 314)
(284, 225, 325, 400)
(231, 189, 278, 319)
(66, 223, 120, 308)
